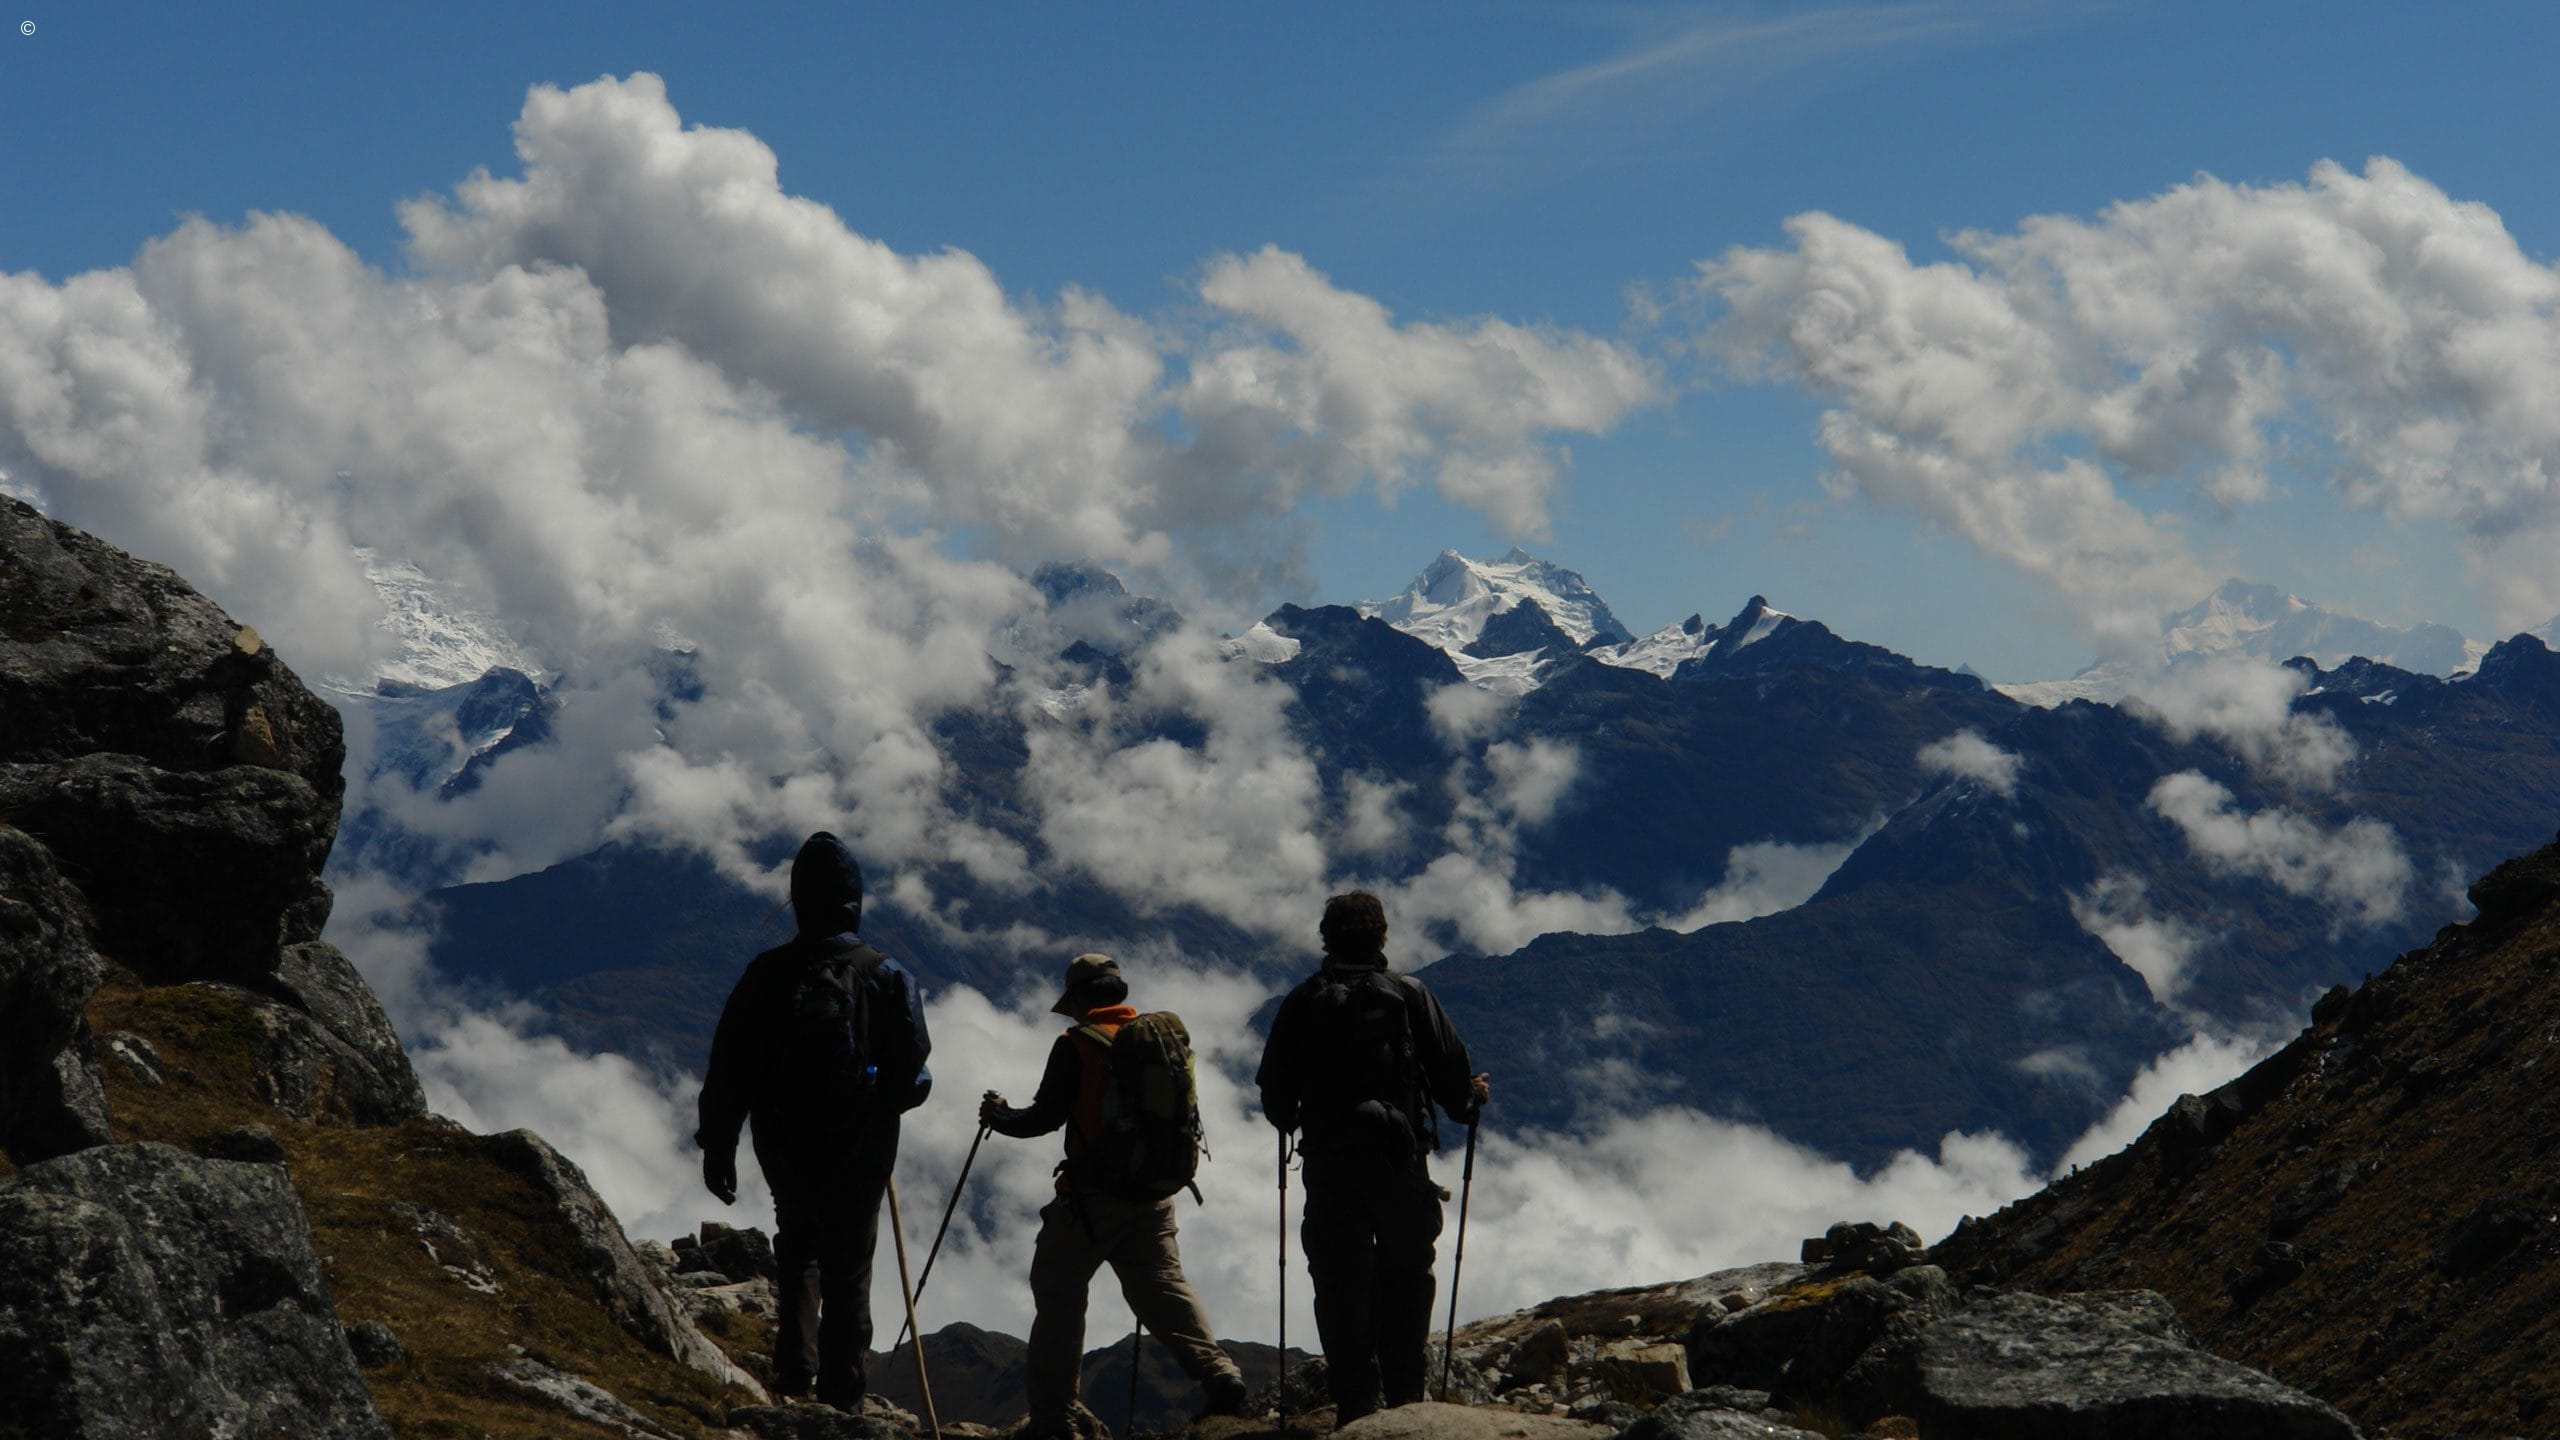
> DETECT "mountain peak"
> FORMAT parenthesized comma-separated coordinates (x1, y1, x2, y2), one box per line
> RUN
(1363, 548, 1635, 663)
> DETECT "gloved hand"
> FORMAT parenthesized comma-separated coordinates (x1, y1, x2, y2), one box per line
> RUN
(703, 1148, 738, 1206)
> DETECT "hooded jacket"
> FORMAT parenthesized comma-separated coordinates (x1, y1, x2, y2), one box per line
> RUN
(1255, 947, 1475, 1163)
(695, 833, 933, 1158)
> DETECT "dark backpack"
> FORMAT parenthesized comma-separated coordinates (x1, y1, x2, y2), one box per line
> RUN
(1071, 1011, 1205, 1202)
(779, 939, 888, 1117)
(1302, 967, 1431, 1166)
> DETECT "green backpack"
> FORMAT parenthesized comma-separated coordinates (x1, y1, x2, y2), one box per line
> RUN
(1072, 1011, 1206, 1202)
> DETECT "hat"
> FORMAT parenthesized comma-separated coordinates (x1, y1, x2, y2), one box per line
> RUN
(1050, 952, 1125, 1015)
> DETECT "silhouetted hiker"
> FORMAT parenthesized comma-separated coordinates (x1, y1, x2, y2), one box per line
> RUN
(1256, 892, 1489, 1425)
(697, 831, 933, 1411)
(980, 953, 1251, 1436)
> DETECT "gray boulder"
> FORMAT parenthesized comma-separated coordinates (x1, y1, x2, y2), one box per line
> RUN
(0, 493, 343, 796)
(185, 979, 423, 1125)
(0, 1142, 389, 1439)
(263, 941, 428, 1118)
(0, 823, 110, 1162)
(0, 754, 336, 983)
(481, 1127, 768, 1398)
(1838, 1289, 2360, 1439)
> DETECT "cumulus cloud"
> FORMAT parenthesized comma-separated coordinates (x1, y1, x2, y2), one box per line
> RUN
(2148, 772, 2414, 928)
(1693, 157, 2560, 649)
(1917, 728, 2022, 796)
(2125, 655, 2355, 792)
(2069, 872, 2206, 1004)
(1483, 738, 1582, 826)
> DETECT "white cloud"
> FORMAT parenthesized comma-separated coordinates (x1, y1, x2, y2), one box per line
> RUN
(1694, 157, 2560, 649)
(1425, 682, 1509, 747)
(2147, 771, 2414, 928)
(1917, 728, 2022, 796)
(2053, 1029, 2286, 1173)
(2069, 872, 2205, 1004)
(1666, 829, 1870, 930)
(1483, 739, 1581, 826)
(2125, 655, 2355, 792)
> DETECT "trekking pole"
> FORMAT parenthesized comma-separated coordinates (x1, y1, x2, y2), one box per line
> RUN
(886, 1177, 943, 1440)
(892, 1116, 992, 1351)
(1438, 1119, 1479, 1404)
(1277, 1131, 1292, 1432)
(1125, 1322, 1145, 1439)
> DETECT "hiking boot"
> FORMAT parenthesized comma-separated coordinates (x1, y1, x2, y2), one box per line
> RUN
(772, 1370, 814, 1401)
(1199, 1372, 1252, 1418)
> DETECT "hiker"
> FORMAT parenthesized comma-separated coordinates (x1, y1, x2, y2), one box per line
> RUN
(979, 953, 1252, 1436)
(696, 831, 933, 1411)
(1256, 891, 1489, 1425)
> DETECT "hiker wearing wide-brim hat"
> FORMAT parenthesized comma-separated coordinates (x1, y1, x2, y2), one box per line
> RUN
(1048, 952, 1123, 1016)
(983, 953, 1250, 1437)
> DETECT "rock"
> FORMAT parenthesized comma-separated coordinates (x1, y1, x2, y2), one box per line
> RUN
(730, 1397, 921, 1438)
(260, 942, 428, 1120)
(0, 824, 110, 1162)
(490, 1354, 688, 1439)
(345, 1319, 409, 1370)
(1811, 1221, 1929, 1275)
(1619, 1407, 1825, 1440)
(0, 755, 336, 983)
(2438, 1195, 2539, 1277)
(1509, 1318, 1572, 1386)
(2466, 839, 2560, 925)
(1582, 1340, 1690, 1402)
(209, 1123, 288, 1165)
(481, 1127, 767, 1398)
(1689, 1267, 1954, 1396)
(187, 981, 424, 1125)
(1333, 1400, 1611, 1440)
(697, 1218, 779, 1281)
(2146, 1090, 2252, 1171)
(0, 1141, 390, 1439)
(389, 1201, 503, 1294)
(0, 494, 344, 799)
(104, 1031, 166, 1086)
(2269, 1160, 2364, 1240)
(1424, 1338, 1504, 1406)
(1837, 1289, 2360, 1439)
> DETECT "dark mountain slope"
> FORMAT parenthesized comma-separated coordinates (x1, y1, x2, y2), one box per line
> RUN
(1936, 834, 2560, 1440)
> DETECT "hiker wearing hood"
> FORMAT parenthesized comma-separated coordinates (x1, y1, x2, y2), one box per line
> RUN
(698, 832, 932, 1412)
(980, 953, 1250, 1436)
(1257, 891, 1488, 1425)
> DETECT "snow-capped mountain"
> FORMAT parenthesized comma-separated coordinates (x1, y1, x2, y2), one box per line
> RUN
(1364, 549, 1633, 652)
(343, 549, 541, 695)
(2002, 579, 2482, 707)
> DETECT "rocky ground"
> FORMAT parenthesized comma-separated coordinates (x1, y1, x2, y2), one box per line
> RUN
(1937, 834, 2560, 1440)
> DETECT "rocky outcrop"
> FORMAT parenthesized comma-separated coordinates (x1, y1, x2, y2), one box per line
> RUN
(483, 1127, 767, 1397)
(0, 1142, 390, 1439)
(1837, 1289, 2357, 1438)
(0, 494, 415, 1148)
(0, 824, 111, 1160)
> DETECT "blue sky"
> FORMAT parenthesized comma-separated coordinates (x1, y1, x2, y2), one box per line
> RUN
(7, 2, 2559, 678)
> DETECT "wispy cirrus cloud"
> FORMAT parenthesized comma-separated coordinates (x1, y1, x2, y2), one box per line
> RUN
(1382, 2, 2070, 207)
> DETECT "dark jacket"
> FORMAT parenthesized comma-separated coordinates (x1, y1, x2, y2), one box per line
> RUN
(985, 1004, 1139, 1193)
(1256, 951, 1476, 1160)
(696, 834, 932, 1158)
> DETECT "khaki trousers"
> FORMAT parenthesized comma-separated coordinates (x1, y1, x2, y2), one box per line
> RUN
(1025, 1189, 1240, 1431)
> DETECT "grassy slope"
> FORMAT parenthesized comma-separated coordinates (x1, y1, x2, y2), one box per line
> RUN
(87, 977, 763, 1440)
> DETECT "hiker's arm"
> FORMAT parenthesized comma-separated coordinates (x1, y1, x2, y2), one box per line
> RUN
(1410, 983, 1482, 1125)
(1254, 989, 1303, 1132)
(875, 961, 933, 1113)
(984, 1035, 1077, 1139)
(695, 959, 767, 1157)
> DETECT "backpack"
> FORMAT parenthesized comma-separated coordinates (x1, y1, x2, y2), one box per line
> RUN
(779, 939, 888, 1117)
(1070, 1011, 1205, 1202)
(1301, 967, 1432, 1166)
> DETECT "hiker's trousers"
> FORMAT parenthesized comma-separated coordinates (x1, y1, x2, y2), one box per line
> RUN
(1025, 1189, 1241, 1430)
(1300, 1161, 1444, 1421)
(757, 1114, 900, 1408)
